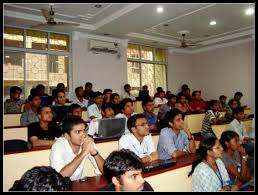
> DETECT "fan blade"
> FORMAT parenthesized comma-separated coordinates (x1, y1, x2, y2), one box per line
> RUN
(41, 8, 51, 21)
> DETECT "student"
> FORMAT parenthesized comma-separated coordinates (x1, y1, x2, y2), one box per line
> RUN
(158, 93, 177, 121)
(52, 90, 69, 123)
(184, 87, 192, 103)
(115, 98, 137, 134)
(83, 82, 94, 100)
(188, 135, 237, 192)
(119, 114, 159, 163)
(229, 92, 243, 107)
(225, 99, 239, 122)
(35, 84, 49, 97)
(201, 100, 225, 136)
(20, 93, 41, 126)
(153, 90, 168, 107)
(50, 116, 104, 181)
(175, 94, 193, 113)
(142, 100, 158, 131)
(100, 149, 154, 191)
(165, 90, 172, 99)
(4, 86, 26, 113)
(189, 90, 207, 112)
(110, 93, 121, 115)
(138, 85, 151, 102)
(28, 105, 61, 148)
(87, 91, 103, 120)
(67, 104, 82, 118)
(218, 95, 227, 112)
(9, 166, 71, 191)
(72, 86, 88, 110)
(219, 131, 251, 191)
(102, 88, 113, 109)
(121, 84, 136, 101)
(157, 108, 196, 160)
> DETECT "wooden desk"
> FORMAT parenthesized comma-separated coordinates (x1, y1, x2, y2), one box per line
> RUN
(4, 113, 23, 127)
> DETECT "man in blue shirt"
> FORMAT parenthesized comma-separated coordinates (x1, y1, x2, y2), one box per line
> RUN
(142, 99, 158, 131)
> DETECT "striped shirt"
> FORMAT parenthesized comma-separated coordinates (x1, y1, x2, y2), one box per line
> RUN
(201, 110, 222, 135)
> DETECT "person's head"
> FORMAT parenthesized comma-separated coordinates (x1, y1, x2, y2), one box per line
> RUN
(165, 91, 172, 98)
(85, 82, 93, 91)
(103, 149, 145, 191)
(28, 93, 41, 108)
(56, 83, 65, 92)
(35, 84, 45, 96)
(127, 114, 150, 136)
(178, 94, 187, 104)
(142, 85, 148, 91)
(157, 90, 165, 99)
(165, 108, 184, 131)
(142, 99, 154, 114)
(75, 86, 84, 98)
(156, 87, 163, 92)
(167, 94, 177, 105)
(9, 166, 71, 191)
(93, 91, 103, 106)
(120, 98, 134, 116)
(10, 86, 22, 100)
(219, 131, 240, 152)
(181, 84, 188, 92)
(54, 90, 66, 105)
(232, 107, 245, 121)
(103, 89, 113, 101)
(209, 100, 220, 111)
(188, 135, 223, 177)
(192, 90, 201, 101)
(62, 116, 87, 146)
(37, 105, 53, 123)
(219, 95, 227, 104)
(185, 88, 191, 97)
(30, 88, 37, 95)
(68, 104, 82, 118)
(111, 93, 121, 105)
(234, 92, 243, 101)
(228, 99, 238, 109)
(124, 84, 131, 93)
(102, 105, 115, 118)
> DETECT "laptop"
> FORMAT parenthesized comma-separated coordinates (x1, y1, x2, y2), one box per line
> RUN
(94, 118, 126, 140)
(143, 159, 177, 173)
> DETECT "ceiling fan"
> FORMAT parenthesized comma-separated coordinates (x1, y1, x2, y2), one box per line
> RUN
(176, 30, 201, 48)
(31, 5, 80, 28)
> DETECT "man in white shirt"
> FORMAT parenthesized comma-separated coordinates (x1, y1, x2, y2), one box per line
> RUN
(153, 90, 168, 107)
(87, 91, 103, 120)
(72, 86, 88, 110)
(50, 116, 104, 181)
(119, 114, 159, 163)
(121, 84, 136, 101)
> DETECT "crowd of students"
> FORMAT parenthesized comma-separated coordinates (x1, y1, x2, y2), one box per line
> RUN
(4, 82, 254, 191)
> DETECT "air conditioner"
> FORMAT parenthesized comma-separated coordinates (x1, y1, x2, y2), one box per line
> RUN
(89, 39, 118, 53)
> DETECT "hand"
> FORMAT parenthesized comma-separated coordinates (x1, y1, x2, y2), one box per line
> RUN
(237, 145, 246, 156)
(81, 137, 94, 155)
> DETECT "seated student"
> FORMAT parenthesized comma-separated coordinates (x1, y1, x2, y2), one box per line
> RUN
(110, 93, 121, 115)
(142, 100, 158, 131)
(225, 99, 239, 122)
(165, 90, 172, 99)
(121, 84, 136, 101)
(183, 87, 192, 103)
(100, 149, 154, 191)
(52, 90, 69, 124)
(50, 116, 104, 181)
(83, 82, 94, 100)
(175, 93, 193, 113)
(87, 91, 103, 120)
(158, 93, 177, 121)
(228, 107, 254, 155)
(138, 85, 151, 102)
(189, 90, 207, 112)
(20, 93, 41, 126)
(153, 90, 168, 108)
(9, 166, 71, 191)
(154, 86, 163, 98)
(119, 114, 159, 163)
(115, 98, 137, 134)
(28, 105, 61, 148)
(35, 84, 49, 97)
(4, 86, 26, 113)
(218, 95, 227, 112)
(56, 83, 69, 103)
(88, 105, 115, 137)
(72, 86, 88, 110)
(201, 100, 225, 136)
(219, 131, 251, 191)
(102, 88, 113, 109)
(188, 135, 238, 192)
(67, 104, 82, 118)
(157, 108, 196, 160)
(229, 92, 243, 107)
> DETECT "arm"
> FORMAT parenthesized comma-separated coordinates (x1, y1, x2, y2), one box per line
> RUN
(142, 152, 159, 163)
(182, 123, 196, 154)
(30, 136, 55, 148)
(89, 142, 104, 174)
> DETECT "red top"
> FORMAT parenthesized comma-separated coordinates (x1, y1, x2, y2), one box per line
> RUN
(189, 99, 207, 111)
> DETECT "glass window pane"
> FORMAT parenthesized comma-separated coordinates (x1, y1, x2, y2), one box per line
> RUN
(50, 33, 69, 52)
(141, 63, 154, 97)
(154, 48, 166, 62)
(140, 46, 153, 61)
(4, 27, 24, 48)
(127, 61, 140, 96)
(26, 30, 48, 50)
(4, 51, 25, 100)
(154, 64, 167, 92)
(127, 43, 140, 59)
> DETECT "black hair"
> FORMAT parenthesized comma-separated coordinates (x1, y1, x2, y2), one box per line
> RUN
(119, 98, 133, 111)
(10, 86, 22, 96)
(192, 90, 201, 97)
(35, 84, 45, 91)
(67, 104, 82, 114)
(178, 93, 186, 100)
(142, 85, 148, 89)
(141, 99, 153, 108)
(124, 84, 131, 90)
(234, 92, 243, 97)
(56, 83, 65, 89)
(209, 100, 219, 109)
(188, 135, 217, 177)
(37, 105, 52, 115)
(181, 84, 189, 92)
(157, 90, 165, 96)
(127, 114, 146, 133)
(103, 149, 144, 182)
(164, 108, 184, 125)
(92, 91, 103, 99)
(102, 104, 114, 112)
(167, 94, 177, 100)
(110, 93, 120, 101)
(232, 107, 245, 116)
(61, 116, 85, 135)
(75, 86, 83, 94)
(219, 130, 239, 151)
(54, 90, 65, 99)
(156, 87, 163, 92)
(228, 99, 237, 106)
(103, 89, 112, 95)
(85, 82, 93, 87)
(30, 88, 37, 95)
(219, 95, 227, 100)
(28, 93, 41, 102)
(9, 166, 71, 191)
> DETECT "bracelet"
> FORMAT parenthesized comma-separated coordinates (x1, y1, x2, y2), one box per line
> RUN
(91, 151, 99, 157)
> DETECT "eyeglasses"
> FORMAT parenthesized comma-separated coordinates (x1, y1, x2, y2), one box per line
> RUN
(135, 123, 149, 127)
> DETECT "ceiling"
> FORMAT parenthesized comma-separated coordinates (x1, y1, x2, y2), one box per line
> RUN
(4, 3, 255, 52)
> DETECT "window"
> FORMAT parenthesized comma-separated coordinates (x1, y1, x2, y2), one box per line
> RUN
(4, 26, 70, 99)
(127, 43, 167, 97)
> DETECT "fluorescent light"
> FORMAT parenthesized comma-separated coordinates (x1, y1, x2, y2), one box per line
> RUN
(245, 8, 254, 15)
(5, 55, 10, 58)
(157, 6, 163, 13)
(209, 20, 216, 26)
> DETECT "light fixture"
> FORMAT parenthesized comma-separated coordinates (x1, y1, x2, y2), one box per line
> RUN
(5, 55, 10, 58)
(245, 8, 254, 15)
(157, 6, 163, 13)
(209, 20, 216, 26)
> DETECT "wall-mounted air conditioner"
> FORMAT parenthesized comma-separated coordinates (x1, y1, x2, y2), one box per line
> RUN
(89, 39, 118, 53)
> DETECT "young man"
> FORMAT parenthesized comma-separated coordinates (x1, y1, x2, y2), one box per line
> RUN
(189, 90, 207, 112)
(225, 99, 239, 122)
(83, 82, 94, 100)
(72, 86, 88, 110)
(142, 100, 158, 131)
(28, 105, 61, 148)
(121, 84, 136, 101)
(87, 91, 103, 120)
(110, 93, 121, 115)
(20, 93, 41, 126)
(102, 89, 113, 110)
(115, 98, 137, 134)
(157, 108, 196, 159)
(175, 94, 193, 113)
(158, 93, 177, 121)
(218, 95, 227, 112)
(68, 104, 83, 118)
(52, 90, 69, 123)
(100, 149, 154, 191)
(4, 86, 26, 113)
(229, 92, 243, 107)
(138, 85, 151, 102)
(119, 114, 159, 163)
(50, 116, 104, 181)
(153, 90, 168, 107)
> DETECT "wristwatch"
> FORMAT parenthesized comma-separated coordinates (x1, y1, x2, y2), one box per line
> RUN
(242, 155, 248, 161)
